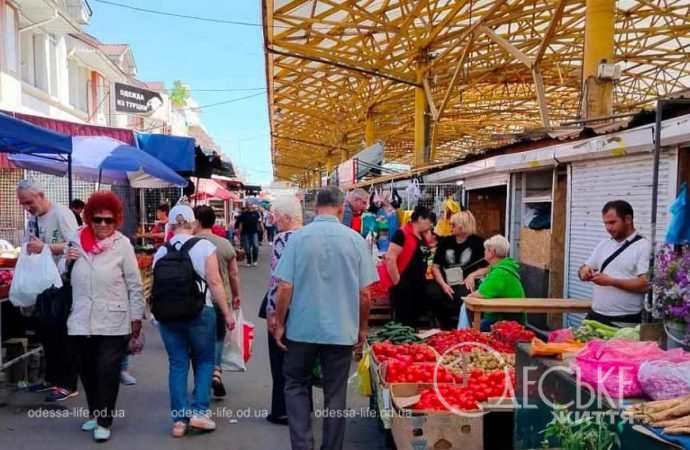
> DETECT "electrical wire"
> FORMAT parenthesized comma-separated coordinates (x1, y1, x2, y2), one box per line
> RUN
(181, 91, 266, 110)
(91, 0, 382, 31)
(91, 0, 265, 27)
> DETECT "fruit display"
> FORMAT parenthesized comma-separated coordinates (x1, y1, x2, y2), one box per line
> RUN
(490, 321, 535, 346)
(441, 348, 515, 372)
(368, 322, 423, 344)
(136, 254, 153, 269)
(0, 269, 13, 286)
(370, 342, 437, 364)
(383, 361, 460, 384)
(412, 369, 516, 411)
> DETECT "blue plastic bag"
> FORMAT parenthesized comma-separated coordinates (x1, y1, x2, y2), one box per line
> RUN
(667, 183, 690, 245)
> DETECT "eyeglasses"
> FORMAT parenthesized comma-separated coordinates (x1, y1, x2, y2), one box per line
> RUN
(92, 217, 115, 225)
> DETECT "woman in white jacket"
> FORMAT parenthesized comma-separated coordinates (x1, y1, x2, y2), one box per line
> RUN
(66, 191, 145, 442)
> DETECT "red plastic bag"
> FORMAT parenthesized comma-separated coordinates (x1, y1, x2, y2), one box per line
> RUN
(242, 318, 255, 363)
(575, 339, 690, 398)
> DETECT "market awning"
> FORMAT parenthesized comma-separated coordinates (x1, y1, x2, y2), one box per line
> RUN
(191, 178, 238, 201)
(0, 112, 72, 155)
(136, 133, 195, 172)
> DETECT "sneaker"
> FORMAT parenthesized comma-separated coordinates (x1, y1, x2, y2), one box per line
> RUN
(120, 370, 137, 386)
(171, 421, 187, 438)
(46, 388, 79, 402)
(212, 374, 226, 398)
(189, 414, 216, 432)
(252, 262, 258, 267)
(81, 419, 98, 432)
(93, 426, 111, 442)
(28, 382, 54, 393)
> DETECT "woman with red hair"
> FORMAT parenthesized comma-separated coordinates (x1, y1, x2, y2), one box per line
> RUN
(65, 191, 145, 442)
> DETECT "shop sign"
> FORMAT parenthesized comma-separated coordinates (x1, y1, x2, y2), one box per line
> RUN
(114, 82, 164, 115)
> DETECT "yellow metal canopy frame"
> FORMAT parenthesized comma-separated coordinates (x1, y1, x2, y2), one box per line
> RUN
(263, 0, 690, 184)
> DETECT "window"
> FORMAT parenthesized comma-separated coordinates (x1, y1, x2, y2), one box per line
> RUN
(3, 4, 18, 73)
(47, 34, 58, 97)
(68, 61, 88, 113)
(20, 31, 35, 85)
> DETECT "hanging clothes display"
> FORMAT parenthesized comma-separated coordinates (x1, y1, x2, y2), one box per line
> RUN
(434, 198, 461, 237)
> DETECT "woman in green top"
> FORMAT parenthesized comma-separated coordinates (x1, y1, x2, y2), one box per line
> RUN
(466, 235, 526, 331)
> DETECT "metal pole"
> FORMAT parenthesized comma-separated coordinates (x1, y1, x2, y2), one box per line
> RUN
(646, 100, 664, 321)
(67, 153, 73, 201)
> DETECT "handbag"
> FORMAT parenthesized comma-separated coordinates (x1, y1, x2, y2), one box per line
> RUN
(34, 261, 74, 329)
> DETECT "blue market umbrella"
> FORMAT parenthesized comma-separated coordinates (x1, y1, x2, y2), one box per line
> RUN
(10, 136, 187, 188)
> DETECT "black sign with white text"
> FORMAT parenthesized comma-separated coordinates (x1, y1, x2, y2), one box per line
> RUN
(114, 82, 163, 115)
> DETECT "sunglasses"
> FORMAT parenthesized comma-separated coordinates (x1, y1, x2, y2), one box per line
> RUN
(92, 217, 115, 225)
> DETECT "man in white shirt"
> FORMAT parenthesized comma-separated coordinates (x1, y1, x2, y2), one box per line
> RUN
(579, 200, 651, 325)
(16, 179, 80, 401)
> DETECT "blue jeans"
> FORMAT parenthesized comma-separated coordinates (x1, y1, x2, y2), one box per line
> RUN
(241, 232, 259, 264)
(159, 306, 217, 422)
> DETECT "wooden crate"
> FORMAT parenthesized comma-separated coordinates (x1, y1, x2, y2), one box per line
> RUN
(369, 303, 392, 325)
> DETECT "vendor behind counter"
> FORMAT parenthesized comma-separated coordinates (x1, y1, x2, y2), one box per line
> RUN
(466, 234, 526, 331)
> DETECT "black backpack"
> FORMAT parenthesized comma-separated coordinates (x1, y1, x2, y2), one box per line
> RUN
(151, 238, 207, 322)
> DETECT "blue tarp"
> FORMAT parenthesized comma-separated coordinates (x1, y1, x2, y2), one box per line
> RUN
(0, 112, 72, 155)
(136, 133, 195, 172)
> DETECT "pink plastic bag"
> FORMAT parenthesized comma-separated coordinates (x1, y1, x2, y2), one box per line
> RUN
(574, 339, 690, 398)
(548, 328, 576, 343)
(638, 360, 690, 400)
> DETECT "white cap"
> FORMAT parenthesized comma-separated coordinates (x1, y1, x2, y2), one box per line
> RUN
(168, 205, 195, 225)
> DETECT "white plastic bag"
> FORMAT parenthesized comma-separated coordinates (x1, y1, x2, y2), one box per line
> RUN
(221, 308, 255, 372)
(9, 244, 62, 307)
(457, 303, 471, 329)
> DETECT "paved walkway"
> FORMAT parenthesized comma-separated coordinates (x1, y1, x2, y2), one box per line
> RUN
(0, 246, 384, 450)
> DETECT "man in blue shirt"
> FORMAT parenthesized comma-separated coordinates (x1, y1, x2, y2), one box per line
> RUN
(273, 186, 378, 450)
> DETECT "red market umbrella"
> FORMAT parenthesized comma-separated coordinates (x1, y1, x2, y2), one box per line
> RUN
(191, 178, 238, 201)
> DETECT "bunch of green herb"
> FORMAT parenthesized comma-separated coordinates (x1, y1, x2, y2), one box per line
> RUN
(541, 408, 618, 450)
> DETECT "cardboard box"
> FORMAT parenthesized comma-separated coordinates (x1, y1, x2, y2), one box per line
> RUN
(390, 384, 484, 450)
(519, 228, 552, 269)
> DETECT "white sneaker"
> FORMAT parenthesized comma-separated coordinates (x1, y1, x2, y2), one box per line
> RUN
(120, 371, 137, 386)
(190, 414, 216, 431)
(252, 262, 258, 267)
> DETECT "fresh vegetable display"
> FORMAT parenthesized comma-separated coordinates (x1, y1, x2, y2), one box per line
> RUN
(370, 342, 437, 364)
(384, 361, 459, 384)
(368, 322, 423, 344)
(573, 320, 619, 342)
(412, 369, 515, 411)
(0, 269, 13, 286)
(625, 394, 690, 435)
(441, 348, 515, 372)
(426, 328, 515, 354)
(490, 321, 535, 346)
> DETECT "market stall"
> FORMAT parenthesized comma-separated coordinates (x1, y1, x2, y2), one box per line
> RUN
(463, 297, 593, 330)
(361, 320, 537, 450)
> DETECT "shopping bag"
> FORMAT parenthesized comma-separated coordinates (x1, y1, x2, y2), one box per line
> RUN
(457, 303, 471, 329)
(357, 351, 373, 397)
(221, 308, 254, 371)
(9, 244, 62, 308)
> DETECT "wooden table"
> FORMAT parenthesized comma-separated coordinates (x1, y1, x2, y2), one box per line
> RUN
(462, 297, 592, 330)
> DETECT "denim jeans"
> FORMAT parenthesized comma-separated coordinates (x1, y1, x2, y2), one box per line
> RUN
(159, 306, 217, 422)
(241, 232, 259, 264)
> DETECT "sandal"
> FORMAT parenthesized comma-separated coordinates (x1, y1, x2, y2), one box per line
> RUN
(172, 422, 188, 438)
(212, 370, 226, 398)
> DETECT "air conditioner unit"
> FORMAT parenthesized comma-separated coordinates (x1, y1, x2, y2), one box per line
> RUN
(597, 63, 622, 80)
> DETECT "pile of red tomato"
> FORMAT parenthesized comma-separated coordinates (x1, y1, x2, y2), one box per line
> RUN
(371, 342, 437, 364)
(426, 329, 515, 354)
(384, 361, 459, 384)
(490, 321, 535, 347)
(413, 369, 516, 411)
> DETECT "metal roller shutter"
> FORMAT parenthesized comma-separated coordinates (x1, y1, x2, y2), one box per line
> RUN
(464, 173, 509, 191)
(565, 150, 677, 327)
